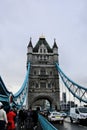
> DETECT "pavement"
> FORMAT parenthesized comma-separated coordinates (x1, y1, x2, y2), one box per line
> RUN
(16, 122, 42, 130)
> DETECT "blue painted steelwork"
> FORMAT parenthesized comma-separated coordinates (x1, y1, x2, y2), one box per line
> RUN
(14, 62, 30, 97)
(0, 94, 9, 102)
(13, 62, 30, 108)
(0, 76, 11, 103)
(1, 61, 87, 108)
(55, 63, 87, 103)
(0, 62, 30, 108)
(0, 76, 10, 96)
(38, 114, 58, 130)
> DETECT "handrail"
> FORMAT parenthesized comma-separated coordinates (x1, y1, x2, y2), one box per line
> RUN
(0, 94, 9, 102)
(14, 62, 30, 97)
(38, 114, 58, 130)
(55, 62, 87, 103)
(12, 62, 30, 108)
(0, 76, 10, 96)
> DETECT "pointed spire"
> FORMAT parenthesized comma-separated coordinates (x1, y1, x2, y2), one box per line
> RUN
(53, 38, 58, 48)
(27, 37, 33, 48)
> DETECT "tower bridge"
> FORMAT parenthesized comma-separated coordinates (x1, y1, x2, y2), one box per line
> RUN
(0, 36, 87, 110)
(27, 36, 60, 110)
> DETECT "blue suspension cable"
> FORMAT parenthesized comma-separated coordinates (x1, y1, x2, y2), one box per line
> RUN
(55, 63, 87, 103)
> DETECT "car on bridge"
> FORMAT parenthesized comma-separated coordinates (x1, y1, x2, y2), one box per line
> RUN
(70, 107, 87, 124)
(47, 111, 64, 124)
(60, 111, 67, 118)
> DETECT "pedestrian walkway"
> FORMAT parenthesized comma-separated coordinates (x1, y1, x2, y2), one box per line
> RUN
(16, 121, 42, 130)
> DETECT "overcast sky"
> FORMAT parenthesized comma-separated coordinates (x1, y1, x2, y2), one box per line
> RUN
(0, 0, 87, 94)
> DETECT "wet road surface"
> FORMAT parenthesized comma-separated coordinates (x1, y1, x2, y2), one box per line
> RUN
(53, 118, 87, 130)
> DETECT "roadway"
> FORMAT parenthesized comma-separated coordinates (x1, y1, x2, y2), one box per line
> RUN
(16, 117, 87, 130)
(53, 118, 87, 130)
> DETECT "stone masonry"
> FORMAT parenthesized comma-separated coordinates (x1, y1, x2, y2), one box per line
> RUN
(27, 36, 60, 110)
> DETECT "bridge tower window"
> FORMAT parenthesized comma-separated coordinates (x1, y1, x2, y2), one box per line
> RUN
(40, 82, 46, 88)
(48, 83, 51, 88)
(36, 83, 38, 88)
(40, 48, 42, 53)
(34, 70, 36, 75)
(40, 68, 46, 75)
(44, 55, 46, 60)
(50, 71, 52, 75)
(40, 55, 42, 60)
(44, 49, 46, 53)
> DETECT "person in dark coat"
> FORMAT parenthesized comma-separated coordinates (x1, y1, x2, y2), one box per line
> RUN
(25, 107, 33, 129)
(32, 110, 38, 127)
(18, 109, 25, 128)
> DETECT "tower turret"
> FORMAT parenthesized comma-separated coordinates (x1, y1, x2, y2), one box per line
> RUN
(52, 38, 58, 63)
(27, 37, 33, 64)
(27, 37, 33, 53)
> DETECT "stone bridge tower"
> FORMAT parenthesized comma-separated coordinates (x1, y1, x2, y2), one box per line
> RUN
(27, 36, 60, 110)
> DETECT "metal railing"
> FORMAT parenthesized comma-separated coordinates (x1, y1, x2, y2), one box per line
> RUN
(38, 114, 58, 130)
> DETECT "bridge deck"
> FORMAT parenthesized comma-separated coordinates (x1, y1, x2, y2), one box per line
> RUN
(16, 121, 42, 130)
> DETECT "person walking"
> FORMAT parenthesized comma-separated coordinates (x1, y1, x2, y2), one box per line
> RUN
(7, 107, 16, 130)
(18, 109, 25, 128)
(32, 110, 38, 130)
(0, 102, 8, 130)
(25, 107, 34, 129)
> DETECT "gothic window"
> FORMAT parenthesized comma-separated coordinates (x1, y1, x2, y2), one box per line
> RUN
(30, 81, 34, 87)
(33, 82, 34, 86)
(40, 48, 42, 53)
(40, 55, 42, 60)
(44, 49, 46, 53)
(52, 82, 54, 87)
(40, 82, 46, 88)
(36, 83, 38, 88)
(44, 55, 46, 60)
(47, 55, 49, 59)
(48, 83, 51, 88)
(40, 68, 46, 75)
(50, 71, 52, 75)
(34, 70, 36, 75)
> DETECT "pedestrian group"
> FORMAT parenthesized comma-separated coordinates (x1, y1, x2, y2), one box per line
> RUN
(0, 102, 38, 130)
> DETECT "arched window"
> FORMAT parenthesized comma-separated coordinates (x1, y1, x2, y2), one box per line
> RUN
(34, 70, 36, 75)
(50, 71, 52, 75)
(40, 82, 46, 88)
(40, 55, 42, 60)
(40, 68, 46, 75)
(40, 48, 42, 53)
(44, 49, 46, 53)
(44, 55, 46, 60)
(48, 83, 51, 88)
(36, 83, 38, 88)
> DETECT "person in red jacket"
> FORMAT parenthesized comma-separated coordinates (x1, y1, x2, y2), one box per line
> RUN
(7, 107, 16, 130)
